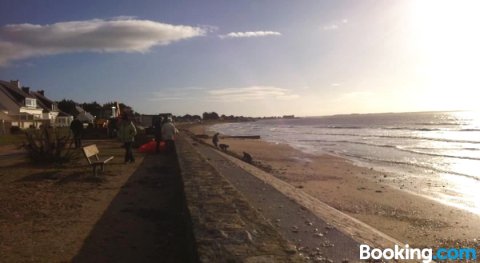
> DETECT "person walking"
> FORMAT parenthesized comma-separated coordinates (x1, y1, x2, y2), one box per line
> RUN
(118, 114, 137, 163)
(70, 117, 83, 148)
(161, 117, 178, 153)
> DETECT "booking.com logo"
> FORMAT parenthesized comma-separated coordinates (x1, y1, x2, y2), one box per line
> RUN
(360, 244, 477, 262)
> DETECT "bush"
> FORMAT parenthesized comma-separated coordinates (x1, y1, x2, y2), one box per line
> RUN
(10, 126, 21, 134)
(23, 127, 74, 164)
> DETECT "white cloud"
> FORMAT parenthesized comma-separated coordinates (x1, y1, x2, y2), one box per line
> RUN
(208, 86, 299, 101)
(148, 87, 204, 101)
(0, 18, 206, 65)
(322, 18, 348, 31)
(323, 24, 339, 31)
(148, 85, 300, 102)
(219, 31, 281, 39)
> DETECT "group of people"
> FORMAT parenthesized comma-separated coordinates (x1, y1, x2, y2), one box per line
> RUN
(120, 114, 178, 163)
(70, 113, 178, 164)
(153, 116, 178, 154)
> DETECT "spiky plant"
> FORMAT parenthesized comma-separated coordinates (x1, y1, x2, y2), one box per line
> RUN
(23, 126, 74, 164)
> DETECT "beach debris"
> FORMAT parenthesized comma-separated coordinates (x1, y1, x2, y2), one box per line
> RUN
(313, 256, 326, 262)
(375, 190, 382, 193)
(285, 244, 297, 254)
(244, 230, 253, 242)
(314, 233, 324, 238)
(305, 220, 313, 226)
(219, 230, 229, 239)
(320, 241, 334, 247)
(325, 224, 334, 230)
(291, 226, 299, 233)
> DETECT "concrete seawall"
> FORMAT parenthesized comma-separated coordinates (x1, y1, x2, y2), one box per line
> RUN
(175, 135, 302, 262)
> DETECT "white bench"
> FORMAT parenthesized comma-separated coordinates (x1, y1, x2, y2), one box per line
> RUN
(82, 144, 114, 176)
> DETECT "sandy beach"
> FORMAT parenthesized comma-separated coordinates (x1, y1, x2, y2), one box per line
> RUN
(185, 123, 480, 249)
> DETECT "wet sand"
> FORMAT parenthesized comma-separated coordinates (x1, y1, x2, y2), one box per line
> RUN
(185, 123, 480, 249)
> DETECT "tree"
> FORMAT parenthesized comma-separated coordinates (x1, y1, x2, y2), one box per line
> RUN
(57, 99, 78, 116)
(81, 101, 103, 118)
(202, 112, 219, 120)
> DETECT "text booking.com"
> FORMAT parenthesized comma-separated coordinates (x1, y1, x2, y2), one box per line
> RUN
(360, 244, 477, 262)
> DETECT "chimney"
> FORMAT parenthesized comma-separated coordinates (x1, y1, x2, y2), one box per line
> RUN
(38, 90, 45, 96)
(10, 80, 20, 88)
(21, 87, 30, 94)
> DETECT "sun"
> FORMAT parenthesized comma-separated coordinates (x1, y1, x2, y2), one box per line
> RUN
(407, 0, 480, 110)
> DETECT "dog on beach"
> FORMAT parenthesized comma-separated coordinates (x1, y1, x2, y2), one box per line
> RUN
(242, 152, 253, 163)
(219, 143, 229, 151)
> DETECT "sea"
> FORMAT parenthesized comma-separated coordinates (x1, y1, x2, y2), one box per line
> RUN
(210, 111, 480, 215)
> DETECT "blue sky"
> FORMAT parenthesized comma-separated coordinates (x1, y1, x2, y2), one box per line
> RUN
(1, 0, 479, 116)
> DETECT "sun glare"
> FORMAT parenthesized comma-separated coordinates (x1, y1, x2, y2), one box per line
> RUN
(408, 0, 480, 110)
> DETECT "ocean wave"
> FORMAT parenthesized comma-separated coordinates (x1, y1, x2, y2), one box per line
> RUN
(298, 139, 480, 161)
(414, 122, 465, 126)
(317, 126, 443, 131)
(383, 127, 442, 131)
(316, 126, 479, 132)
(340, 153, 480, 181)
(323, 126, 365, 129)
(321, 132, 480, 144)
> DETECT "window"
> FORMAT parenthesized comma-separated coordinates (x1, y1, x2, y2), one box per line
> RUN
(25, 98, 36, 108)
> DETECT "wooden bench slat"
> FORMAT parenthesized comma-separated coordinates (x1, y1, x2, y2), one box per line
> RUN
(83, 144, 99, 158)
(92, 156, 114, 164)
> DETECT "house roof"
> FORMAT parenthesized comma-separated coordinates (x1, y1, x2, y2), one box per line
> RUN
(30, 90, 55, 112)
(0, 80, 35, 104)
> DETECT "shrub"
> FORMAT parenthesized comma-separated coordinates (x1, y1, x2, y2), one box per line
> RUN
(10, 126, 21, 134)
(23, 127, 74, 164)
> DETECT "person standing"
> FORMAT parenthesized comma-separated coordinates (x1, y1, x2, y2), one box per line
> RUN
(70, 117, 83, 148)
(153, 115, 164, 153)
(118, 114, 137, 163)
(212, 132, 219, 148)
(161, 117, 178, 153)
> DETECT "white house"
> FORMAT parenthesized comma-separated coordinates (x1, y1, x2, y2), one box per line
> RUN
(0, 80, 72, 128)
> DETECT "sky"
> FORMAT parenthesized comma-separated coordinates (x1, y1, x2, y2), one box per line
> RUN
(0, 0, 479, 117)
